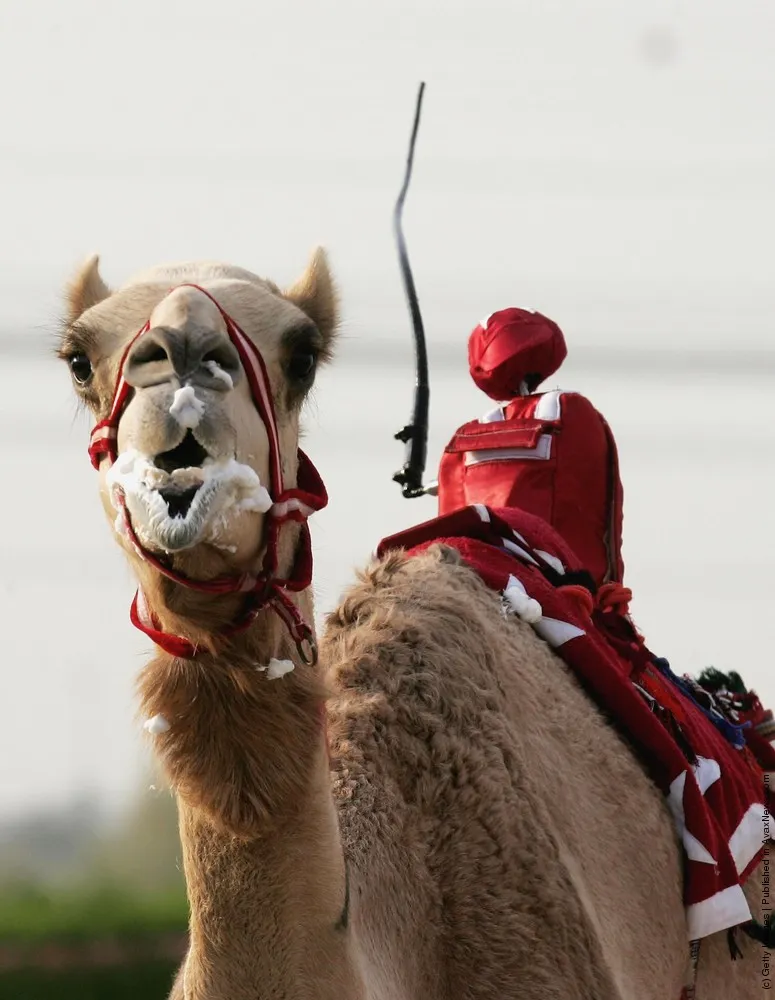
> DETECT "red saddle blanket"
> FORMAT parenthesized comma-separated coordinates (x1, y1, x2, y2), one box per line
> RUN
(378, 504, 774, 940)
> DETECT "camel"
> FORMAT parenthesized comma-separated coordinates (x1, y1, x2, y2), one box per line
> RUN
(57, 250, 766, 1000)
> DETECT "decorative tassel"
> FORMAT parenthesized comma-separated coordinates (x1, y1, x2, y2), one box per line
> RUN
(727, 926, 744, 961)
(503, 584, 543, 624)
(741, 918, 775, 948)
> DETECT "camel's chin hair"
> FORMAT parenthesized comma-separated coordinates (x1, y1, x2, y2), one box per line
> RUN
(105, 449, 273, 556)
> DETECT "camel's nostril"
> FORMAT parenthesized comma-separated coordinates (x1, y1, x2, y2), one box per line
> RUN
(124, 324, 241, 390)
(133, 341, 169, 366)
(155, 432, 209, 474)
(202, 348, 233, 368)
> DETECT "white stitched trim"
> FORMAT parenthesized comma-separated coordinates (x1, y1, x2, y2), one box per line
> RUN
(465, 434, 553, 465)
(685, 885, 752, 940)
(535, 549, 566, 574)
(729, 803, 767, 875)
(533, 617, 585, 648)
(501, 537, 539, 565)
(534, 390, 562, 421)
(271, 498, 315, 518)
(479, 405, 506, 424)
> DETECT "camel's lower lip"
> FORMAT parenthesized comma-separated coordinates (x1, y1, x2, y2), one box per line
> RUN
(106, 449, 273, 554)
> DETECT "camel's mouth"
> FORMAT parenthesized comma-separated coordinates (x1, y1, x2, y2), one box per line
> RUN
(158, 485, 201, 520)
(154, 432, 210, 522)
(105, 436, 273, 554)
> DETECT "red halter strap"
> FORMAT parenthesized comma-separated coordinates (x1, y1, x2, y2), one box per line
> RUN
(88, 283, 327, 661)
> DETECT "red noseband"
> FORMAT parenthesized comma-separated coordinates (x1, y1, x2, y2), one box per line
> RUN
(89, 284, 327, 661)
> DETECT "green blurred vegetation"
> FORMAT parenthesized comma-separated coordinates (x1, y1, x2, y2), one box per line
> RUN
(0, 961, 178, 1000)
(0, 884, 187, 945)
(0, 886, 186, 999)
(0, 775, 188, 997)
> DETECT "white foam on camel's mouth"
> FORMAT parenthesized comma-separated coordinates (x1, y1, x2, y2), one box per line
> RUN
(105, 448, 272, 553)
(168, 386, 205, 429)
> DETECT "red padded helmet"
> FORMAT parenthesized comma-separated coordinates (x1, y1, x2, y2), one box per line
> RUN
(468, 308, 567, 400)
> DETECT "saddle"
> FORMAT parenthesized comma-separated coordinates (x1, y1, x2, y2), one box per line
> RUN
(379, 503, 775, 942)
(389, 305, 775, 944)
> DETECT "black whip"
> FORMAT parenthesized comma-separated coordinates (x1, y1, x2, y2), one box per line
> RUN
(392, 81, 430, 499)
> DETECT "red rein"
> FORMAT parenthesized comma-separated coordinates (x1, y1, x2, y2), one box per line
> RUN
(88, 284, 327, 661)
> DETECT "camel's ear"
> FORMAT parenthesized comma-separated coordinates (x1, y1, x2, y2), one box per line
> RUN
(284, 248, 338, 359)
(65, 254, 112, 324)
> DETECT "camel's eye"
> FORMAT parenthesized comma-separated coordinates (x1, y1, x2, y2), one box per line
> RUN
(68, 352, 93, 386)
(287, 348, 317, 382)
(282, 324, 322, 397)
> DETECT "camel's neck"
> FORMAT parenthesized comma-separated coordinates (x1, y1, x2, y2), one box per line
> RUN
(138, 597, 365, 1000)
(177, 749, 363, 1000)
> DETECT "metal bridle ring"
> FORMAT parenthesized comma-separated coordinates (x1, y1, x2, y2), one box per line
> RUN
(297, 634, 318, 666)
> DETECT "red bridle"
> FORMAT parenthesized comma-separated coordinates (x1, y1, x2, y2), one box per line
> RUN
(88, 284, 327, 662)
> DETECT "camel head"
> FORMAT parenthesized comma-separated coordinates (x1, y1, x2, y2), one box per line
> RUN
(57, 251, 337, 638)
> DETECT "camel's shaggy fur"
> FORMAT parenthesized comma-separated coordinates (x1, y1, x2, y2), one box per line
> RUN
(57, 252, 766, 999)
(325, 545, 764, 999)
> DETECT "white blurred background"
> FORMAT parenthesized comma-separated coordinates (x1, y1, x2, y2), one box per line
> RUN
(0, 0, 773, 847)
